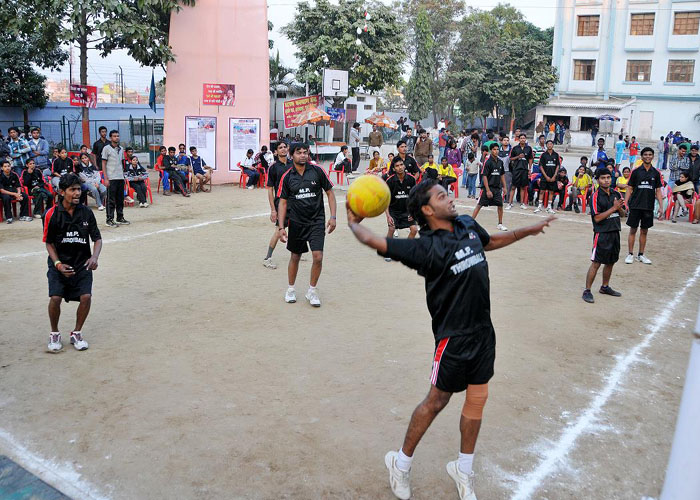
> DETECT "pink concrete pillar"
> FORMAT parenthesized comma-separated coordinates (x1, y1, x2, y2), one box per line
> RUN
(163, 0, 270, 184)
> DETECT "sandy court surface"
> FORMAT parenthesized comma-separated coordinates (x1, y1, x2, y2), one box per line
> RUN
(1, 170, 699, 500)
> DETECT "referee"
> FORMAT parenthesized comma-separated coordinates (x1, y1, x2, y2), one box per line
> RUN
(43, 173, 102, 352)
(347, 179, 554, 500)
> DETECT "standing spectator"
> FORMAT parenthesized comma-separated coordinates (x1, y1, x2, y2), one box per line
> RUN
(349, 122, 361, 175)
(0, 159, 31, 222)
(413, 129, 433, 166)
(534, 140, 562, 214)
(126, 156, 149, 207)
(190, 146, 212, 192)
(656, 136, 665, 170)
(546, 122, 555, 143)
(615, 134, 626, 165)
(498, 135, 512, 194)
(28, 127, 49, 172)
(668, 144, 689, 188)
(590, 123, 599, 146)
(535, 120, 544, 141)
(401, 127, 416, 156)
(507, 133, 533, 210)
(7, 127, 31, 176)
(78, 153, 106, 210)
(663, 137, 670, 170)
(464, 153, 481, 198)
(688, 144, 700, 193)
(438, 128, 448, 160)
(590, 138, 609, 168)
(445, 139, 461, 171)
(241, 149, 259, 189)
(22, 159, 52, 217)
(564, 128, 572, 152)
(91, 126, 109, 170)
(368, 125, 383, 157)
(628, 136, 639, 167)
(101, 129, 129, 227)
(472, 142, 508, 231)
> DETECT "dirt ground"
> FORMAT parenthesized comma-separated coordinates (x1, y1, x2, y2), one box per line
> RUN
(1, 167, 699, 500)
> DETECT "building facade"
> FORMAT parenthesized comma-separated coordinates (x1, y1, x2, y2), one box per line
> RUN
(537, 0, 700, 145)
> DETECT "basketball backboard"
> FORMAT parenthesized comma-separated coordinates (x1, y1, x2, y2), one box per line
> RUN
(323, 69, 349, 98)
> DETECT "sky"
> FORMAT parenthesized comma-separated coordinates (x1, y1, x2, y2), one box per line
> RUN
(38, 0, 556, 92)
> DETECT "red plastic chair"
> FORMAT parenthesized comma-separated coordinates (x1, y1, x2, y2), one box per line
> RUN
(667, 191, 698, 221)
(327, 162, 346, 185)
(449, 168, 462, 197)
(238, 163, 249, 188)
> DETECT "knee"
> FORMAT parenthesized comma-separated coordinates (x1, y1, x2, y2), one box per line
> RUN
(49, 296, 62, 307)
(79, 294, 91, 305)
(290, 253, 302, 263)
(423, 391, 451, 414)
(311, 252, 323, 264)
(462, 384, 488, 420)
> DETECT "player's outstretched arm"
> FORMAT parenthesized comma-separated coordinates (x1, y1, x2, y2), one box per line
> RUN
(484, 215, 556, 251)
(346, 202, 388, 254)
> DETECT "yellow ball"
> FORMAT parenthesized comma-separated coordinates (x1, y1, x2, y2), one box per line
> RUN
(347, 175, 391, 218)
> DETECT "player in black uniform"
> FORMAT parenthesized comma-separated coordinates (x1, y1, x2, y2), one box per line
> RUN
(277, 143, 337, 307)
(623, 147, 664, 265)
(43, 173, 102, 353)
(534, 140, 561, 214)
(384, 158, 418, 262)
(263, 141, 293, 270)
(507, 133, 533, 210)
(347, 179, 554, 500)
(391, 140, 420, 178)
(472, 142, 508, 231)
(582, 168, 625, 303)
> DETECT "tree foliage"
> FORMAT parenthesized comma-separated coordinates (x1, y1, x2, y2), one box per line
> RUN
(405, 9, 434, 122)
(282, 0, 404, 103)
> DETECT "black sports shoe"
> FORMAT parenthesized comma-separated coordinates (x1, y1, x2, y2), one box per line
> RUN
(599, 285, 621, 297)
(105, 219, 118, 227)
(582, 289, 595, 303)
(116, 218, 130, 225)
(574, 203, 580, 213)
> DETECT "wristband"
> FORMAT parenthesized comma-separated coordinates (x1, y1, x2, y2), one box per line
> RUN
(54, 260, 62, 268)
(330, 216, 337, 219)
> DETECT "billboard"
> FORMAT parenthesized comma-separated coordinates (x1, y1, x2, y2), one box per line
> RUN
(325, 107, 346, 122)
(203, 84, 236, 106)
(283, 95, 322, 129)
(229, 118, 260, 171)
(70, 84, 97, 108)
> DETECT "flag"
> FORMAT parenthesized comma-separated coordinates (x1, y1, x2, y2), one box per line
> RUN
(149, 69, 157, 113)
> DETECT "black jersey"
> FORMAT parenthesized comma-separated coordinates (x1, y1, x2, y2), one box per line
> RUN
(43, 203, 101, 269)
(628, 166, 662, 211)
(538, 151, 561, 177)
(590, 188, 622, 233)
(386, 173, 416, 215)
(266, 158, 293, 204)
(392, 155, 420, 176)
(380, 215, 493, 341)
(509, 144, 533, 171)
(22, 169, 46, 191)
(0, 171, 21, 192)
(52, 157, 75, 177)
(482, 156, 505, 189)
(278, 163, 333, 225)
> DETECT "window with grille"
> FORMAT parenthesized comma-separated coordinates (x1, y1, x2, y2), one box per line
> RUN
(630, 13, 654, 35)
(667, 60, 695, 82)
(363, 104, 373, 110)
(673, 11, 700, 35)
(356, 96, 366, 102)
(346, 104, 357, 110)
(573, 59, 596, 80)
(577, 15, 600, 36)
(625, 60, 651, 81)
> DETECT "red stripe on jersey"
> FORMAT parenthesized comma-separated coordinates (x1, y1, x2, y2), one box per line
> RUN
(385, 174, 395, 182)
(592, 189, 599, 214)
(42, 206, 57, 242)
(430, 337, 450, 385)
(276, 167, 293, 198)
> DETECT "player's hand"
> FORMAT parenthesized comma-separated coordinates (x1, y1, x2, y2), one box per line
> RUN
(386, 215, 394, 227)
(103, 178, 110, 187)
(14, 193, 22, 200)
(612, 198, 622, 210)
(85, 256, 99, 271)
(278, 227, 287, 243)
(657, 210, 664, 220)
(346, 201, 364, 225)
(527, 215, 556, 235)
(519, 153, 524, 159)
(270, 210, 277, 223)
(486, 190, 493, 199)
(58, 263, 75, 277)
(327, 217, 337, 234)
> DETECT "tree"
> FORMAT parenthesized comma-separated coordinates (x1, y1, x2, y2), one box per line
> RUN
(269, 51, 300, 125)
(405, 9, 434, 123)
(283, 0, 404, 108)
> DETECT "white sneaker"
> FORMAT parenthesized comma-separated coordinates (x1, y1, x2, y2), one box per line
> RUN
(505, 203, 512, 210)
(247, 185, 255, 190)
(546, 206, 555, 214)
(98, 205, 105, 211)
(34, 213, 42, 219)
(47, 333, 63, 352)
(70, 332, 89, 351)
(520, 203, 527, 210)
(384, 257, 392, 262)
(637, 254, 652, 265)
(384, 451, 411, 500)
(625, 253, 634, 264)
(142, 202, 149, 208)
(285, 287, 296, 303)
(305, 288, 321, 307)
(446, 461, 477, 500)
(496, 223, 508, 231)
(263, 258, 277, 269)
(534, 205, 542, 213)
(393, 229, 399, 238)
(125, 196, 134, 203)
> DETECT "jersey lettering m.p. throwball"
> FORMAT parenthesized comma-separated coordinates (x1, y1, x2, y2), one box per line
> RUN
(43, 204, 101, 269)
(627, 166, 662, 211)
(278, 163, 333, 224)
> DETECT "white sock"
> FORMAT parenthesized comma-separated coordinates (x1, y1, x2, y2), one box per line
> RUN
(308, 285, 316, 290)
(458, 452, 474, 474)
(72, 330, 81, 335)
(51, 331, 60, 336)
(287, 285, 295, 290)
(396, 448, 413, 472)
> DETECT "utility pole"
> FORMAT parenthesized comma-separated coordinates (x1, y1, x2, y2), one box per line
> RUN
(119, 66, 125, 103)
(69, 47, 73, 84)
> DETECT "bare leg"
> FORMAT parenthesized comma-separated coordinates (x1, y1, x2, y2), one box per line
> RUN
(408, 226, 418, 239)
(639, 228, 648, 254)
(74, 294, 91, 331)
(585, 261, 601, 289)
(401, 385, 452, 456)
(460, 416, 482, 454)
(288, 252, 301, 286)
(601, 264, 614, 287)
(508, 187, 516, 205)
(310, 250, 323, 287)
(497, 205, 503, 224)
(627, 227, 637, 254)
(268, 228, 280, 251)
(520, 187, 527, 204)
(471, 204, 481, 219)
(387, 224, 395, 239)
(48, 296, 61, 331)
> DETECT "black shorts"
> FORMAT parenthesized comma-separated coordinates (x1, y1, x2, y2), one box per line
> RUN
(626, 209, 654, 229)
(47, 265, 93, 302)
(512, 168, 529, 188)
(591, 231, 620, 265)
(389, 210, 416, 230)
(430, 329, 496, 393)
(539, 179, 558, 192)
(287, 221, 325, 254)
(478, 187, 503, 207)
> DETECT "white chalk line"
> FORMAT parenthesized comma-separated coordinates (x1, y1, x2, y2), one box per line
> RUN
(0, 212, 268, 262)
(510, 261, 700, 500)
(0, 428, 111, 500)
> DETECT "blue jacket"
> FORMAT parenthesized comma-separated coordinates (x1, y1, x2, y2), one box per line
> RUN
(29, 138, 50, 167)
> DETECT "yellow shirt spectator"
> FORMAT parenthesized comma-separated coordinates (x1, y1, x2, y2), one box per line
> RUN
(439, 163, 456, 179)
(572, 173, 591, 191)
(616, 175, 629, 193)
(422, 161, 439, 174)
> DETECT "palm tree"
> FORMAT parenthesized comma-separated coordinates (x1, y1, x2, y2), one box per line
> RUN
(269, 51, 298, 125)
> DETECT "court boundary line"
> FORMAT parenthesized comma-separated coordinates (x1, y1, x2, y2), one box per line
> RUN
(510, 261, 700, 500)
(0, 428, 111, 500)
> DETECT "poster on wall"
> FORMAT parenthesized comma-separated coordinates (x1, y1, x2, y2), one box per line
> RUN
(325, 107, 346, 122)
(229, 118, 260, 171)
(203, 83, 236, 106)
(185, 116, 217, 170)
(283, 95, 322, 129)
(70, 84, 97, 108)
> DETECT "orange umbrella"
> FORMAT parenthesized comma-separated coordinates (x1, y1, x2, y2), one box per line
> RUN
(291, 106, 331, 127)
(365, 112, 398, 130)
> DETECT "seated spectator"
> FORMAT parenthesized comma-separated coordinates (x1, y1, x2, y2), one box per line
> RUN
(567, 165, 591, 213)
(51, 148, 75, 191)
(333, 146, 351, 174)
(255, 145, 274, 172)
(421, 155, 439, 177)
(385, 153, 395, 174)
(189, 146, 212, 192)
(671, 171, 695, 223)
(554, 167, 569, 210)
(176, 143, 191, 180)
(0, 159, 31, 223)
(22, 158, 52, 217)
(78, 153, 106, 210)
(162, 146, 189, 197)
(437, 156, 457, 190)
(367, 150, 384, 174)
(606, 159, 621, 188)
(617, 166, 631, 196)
(241, 149, 259, 189)
(126, 156, 150, 207)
